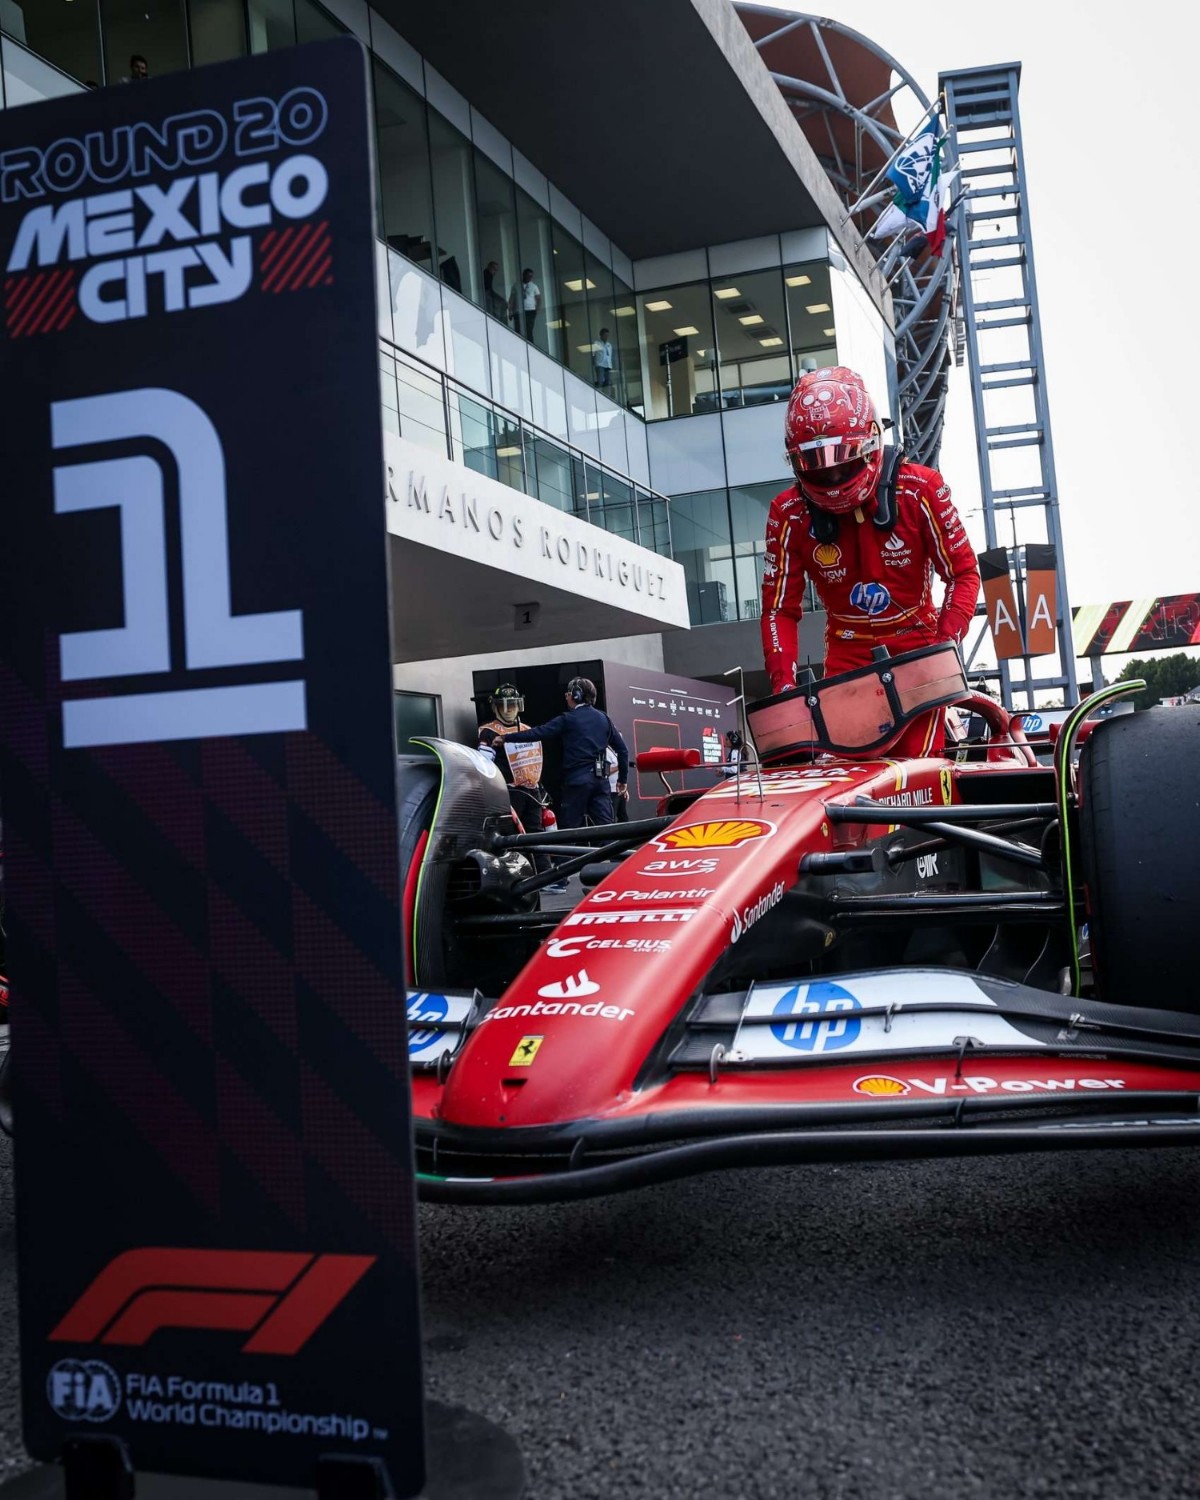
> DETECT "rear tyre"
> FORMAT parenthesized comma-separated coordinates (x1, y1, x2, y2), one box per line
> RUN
(1078, 707, 1200, 1004)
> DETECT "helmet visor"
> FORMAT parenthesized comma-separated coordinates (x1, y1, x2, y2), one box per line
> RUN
(789, 432, 880, 475)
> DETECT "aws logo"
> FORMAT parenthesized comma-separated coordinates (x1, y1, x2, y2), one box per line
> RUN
(651, 818, 776, 851)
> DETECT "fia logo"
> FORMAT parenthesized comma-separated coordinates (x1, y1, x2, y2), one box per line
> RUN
(54, 388, 305, 748)
(46, 1359, 122, 1423)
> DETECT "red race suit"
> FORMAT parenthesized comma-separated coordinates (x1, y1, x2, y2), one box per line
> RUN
(760, 462, 980, 756)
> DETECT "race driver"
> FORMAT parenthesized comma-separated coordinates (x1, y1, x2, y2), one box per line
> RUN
(760, 366, 979, 756)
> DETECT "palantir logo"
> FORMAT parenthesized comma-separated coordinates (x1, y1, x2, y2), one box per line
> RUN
(47, 1359, 122, 1422)
(53, 387, 305, 748)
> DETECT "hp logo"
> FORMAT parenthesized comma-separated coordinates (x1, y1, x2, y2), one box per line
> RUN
(770, 981, 862, 1052)
(849, 581, 891, 617)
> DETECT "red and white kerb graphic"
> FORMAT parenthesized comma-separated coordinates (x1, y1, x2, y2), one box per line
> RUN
(49, 1248, 374, 1355)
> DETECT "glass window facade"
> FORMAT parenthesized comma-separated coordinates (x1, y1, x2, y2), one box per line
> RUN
(513, 187, 558, 360)
(553, 222, 592, 388)
(784, 260, 837, 374)
(475, 151, 518, 325)
(429, 110, 479, 306)
(375, 60, 436, 266)
(247, 0, 295, 51)
(6, 2, 102, 85)
(100, 0, 188, 83)
(729, 480, 782, 622)
(611, 271, 642, 416)
(189, 0, 247, 65)
(637, 283, 718, 421)
(711, 268, 792, 411)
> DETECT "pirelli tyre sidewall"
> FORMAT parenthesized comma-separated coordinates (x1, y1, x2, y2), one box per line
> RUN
(1078, 706, 1200, 1004)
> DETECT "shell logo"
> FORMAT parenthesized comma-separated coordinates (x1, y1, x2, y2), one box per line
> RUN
(652, 819, 775, 851)
(813, 543, 842, 569)
(853, 1075, 910, 1097)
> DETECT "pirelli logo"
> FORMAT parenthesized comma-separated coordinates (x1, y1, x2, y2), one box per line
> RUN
(50, 1248, 374, 1355)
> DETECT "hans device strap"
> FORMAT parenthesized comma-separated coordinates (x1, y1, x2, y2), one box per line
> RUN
(807, 448, 905, 542)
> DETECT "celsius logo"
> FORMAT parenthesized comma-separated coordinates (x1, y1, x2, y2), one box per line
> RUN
(537, 970, 600, 998)
(849, 581, 891, 616)
(3, 89, 333, 331)
(54, 388, 306, 748)
(406, 991, 449, 1055)
(769, 981, 862, 1052)
(47, 1359, 122, 1422)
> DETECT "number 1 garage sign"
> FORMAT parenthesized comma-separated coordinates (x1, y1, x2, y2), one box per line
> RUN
(0, 39, 425, 1493)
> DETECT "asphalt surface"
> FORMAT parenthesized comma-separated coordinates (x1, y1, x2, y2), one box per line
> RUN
(5, 1123, 1200, 1499)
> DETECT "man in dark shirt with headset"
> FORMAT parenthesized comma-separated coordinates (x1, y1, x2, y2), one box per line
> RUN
(503, 676, 629, 828)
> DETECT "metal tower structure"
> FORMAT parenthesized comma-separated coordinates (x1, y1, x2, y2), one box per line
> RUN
(940, 64, 1079, 709)
(733, 5, 955, 466)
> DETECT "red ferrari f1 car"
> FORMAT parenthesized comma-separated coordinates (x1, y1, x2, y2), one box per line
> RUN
(402, 642, 1200, 1203)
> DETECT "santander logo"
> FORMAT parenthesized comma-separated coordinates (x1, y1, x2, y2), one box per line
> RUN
(537, 970, 601, 999)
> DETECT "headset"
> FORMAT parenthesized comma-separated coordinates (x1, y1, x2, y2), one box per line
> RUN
(567, 676, 594, 705)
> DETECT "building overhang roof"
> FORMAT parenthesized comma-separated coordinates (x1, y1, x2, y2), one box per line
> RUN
(372, 0, 888, 316)
(385, 435, 689, 662)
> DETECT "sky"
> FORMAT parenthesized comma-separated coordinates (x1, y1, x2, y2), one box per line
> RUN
(753, 0, 1200, 670)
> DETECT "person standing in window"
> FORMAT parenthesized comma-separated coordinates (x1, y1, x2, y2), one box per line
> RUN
(593, 327, 614, 390)
(508, 268, 541, 342)
(126, 53, 149, 81)
(483, 261, 505, 319)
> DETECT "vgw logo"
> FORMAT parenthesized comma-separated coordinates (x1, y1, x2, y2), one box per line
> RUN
(54, 388, 305, 748)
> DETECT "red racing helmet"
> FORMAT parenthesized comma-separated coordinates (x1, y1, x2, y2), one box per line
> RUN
(784, 366, 884, 514)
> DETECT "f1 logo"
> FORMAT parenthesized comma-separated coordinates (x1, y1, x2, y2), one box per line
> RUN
(49, 1248, 374, 1355)
(53, 387, 306, 748)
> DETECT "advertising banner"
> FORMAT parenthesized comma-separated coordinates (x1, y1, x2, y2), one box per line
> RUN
(978, 547, 1023, 661)
(1073, 592, 1200, 656)
(0, 40, 425, 1493)
(1023, 543, 1059, 658)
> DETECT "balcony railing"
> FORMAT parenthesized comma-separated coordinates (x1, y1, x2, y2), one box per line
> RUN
(381, 343, 673, 560)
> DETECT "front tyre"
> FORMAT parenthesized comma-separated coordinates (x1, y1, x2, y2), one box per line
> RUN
(1078, 707, 1200, 1005)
